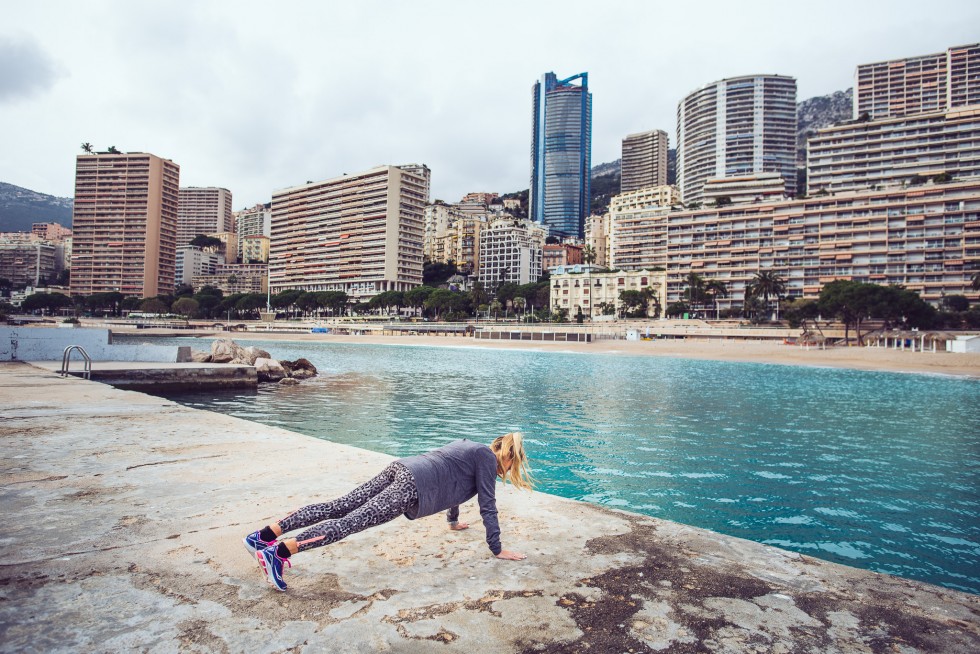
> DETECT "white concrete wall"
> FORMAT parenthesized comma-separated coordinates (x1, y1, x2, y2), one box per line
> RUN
(0, 327, 188, 362)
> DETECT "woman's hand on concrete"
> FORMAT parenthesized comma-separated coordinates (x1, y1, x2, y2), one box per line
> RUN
(496, 550, 527, 561)
(449, 522, 470, 531)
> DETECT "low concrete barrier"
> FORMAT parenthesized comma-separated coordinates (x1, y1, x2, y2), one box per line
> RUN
(0, 327, 189, 363)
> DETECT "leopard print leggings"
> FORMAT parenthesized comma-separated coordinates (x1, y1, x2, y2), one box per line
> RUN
(277, 462, 419, 553)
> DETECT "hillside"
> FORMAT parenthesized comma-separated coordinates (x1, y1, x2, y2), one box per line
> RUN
(0, 182, 73, 233)
(797, 88, 853, 164)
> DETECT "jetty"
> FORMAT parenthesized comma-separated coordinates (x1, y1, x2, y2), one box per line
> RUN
(1, 361, 977, 652)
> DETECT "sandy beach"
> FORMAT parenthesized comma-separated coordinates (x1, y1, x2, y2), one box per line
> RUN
(161, 330, 980, 379)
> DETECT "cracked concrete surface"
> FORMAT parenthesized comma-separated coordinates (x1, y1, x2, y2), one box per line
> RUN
(1, 361, 977, 653)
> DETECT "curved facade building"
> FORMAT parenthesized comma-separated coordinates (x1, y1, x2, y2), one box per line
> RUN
(530, 72, 592, 239)
(677, 75, 797, 205)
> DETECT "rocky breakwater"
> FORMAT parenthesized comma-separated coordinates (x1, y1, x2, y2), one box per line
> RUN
(191, 338, 317, 384)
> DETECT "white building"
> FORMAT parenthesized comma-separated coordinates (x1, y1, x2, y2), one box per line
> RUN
(478, 217, 547, 287)
(175, 245, 220, 289)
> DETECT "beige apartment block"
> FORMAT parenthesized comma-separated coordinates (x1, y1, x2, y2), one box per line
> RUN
(234, 203, 271, 261)
(703, 173, 788, 206)
(806, 107, 980, 195)
(605, 180, 979, 307)
(542, 242, 584, 273)
(585, 213, 610, 268)
(424, 202, 487, 275)
(477, 216, 547, 287)
(550, 266, 666, 319)
(610, 185, 680, 213)
(608, 186, 679, 272)
(193, 263, 268, 296)
(621, 129, 668, 193)
(177, 187, 233, 248)
(242, 235, 270, 264)
(270, 165, 427, 300)
(70, 152, 179, 298)
(854, 43, 980, 120)
(209, 232, 238, 264)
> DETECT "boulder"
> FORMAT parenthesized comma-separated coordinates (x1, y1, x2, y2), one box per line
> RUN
(281, 358, 317, 379)
(190, 350, 212, 363)
(232, 346, 271, 366)
(278, 377, 300, 386)
(211, 339, 247, 364)
(254, 357, 287, 383)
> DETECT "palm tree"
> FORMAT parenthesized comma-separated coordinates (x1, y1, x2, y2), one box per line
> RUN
(80, 142, 93, 153)
(705, 279, 729, 319)
(972, 267, 980, 291)
(582, 245, 597, 265)
(683, 272, 708, 313)
(746, 270, 786, 318)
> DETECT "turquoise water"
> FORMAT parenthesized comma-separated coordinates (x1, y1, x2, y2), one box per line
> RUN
(153, 338, 980, 594)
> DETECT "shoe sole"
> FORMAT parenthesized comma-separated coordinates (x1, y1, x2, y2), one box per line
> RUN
(243, 537, 269, 573)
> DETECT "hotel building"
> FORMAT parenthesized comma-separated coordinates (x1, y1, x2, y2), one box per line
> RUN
(270, 165, 428, 300)
(477, 216, 547, 287)
(605, 180, 979, 307)
(854, 43, 980, 120)
(621, 130, 668, 193)
(677, 75, 797, 205)
(530, 72, 592, 239)
(176, 187, 233, 247)
(70, 152, 179, 298)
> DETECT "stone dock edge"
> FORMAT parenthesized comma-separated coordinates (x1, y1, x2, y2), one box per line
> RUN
(0, 361, 977, 653)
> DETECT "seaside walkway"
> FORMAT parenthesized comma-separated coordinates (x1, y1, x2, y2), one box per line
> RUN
(1, 361, 978, 653)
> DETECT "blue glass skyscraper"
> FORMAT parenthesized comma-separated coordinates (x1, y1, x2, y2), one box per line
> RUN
(530, 72, 592, 240)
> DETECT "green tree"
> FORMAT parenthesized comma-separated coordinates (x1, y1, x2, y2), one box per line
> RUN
(172, 297, 199, 317)
(618, 290, 648, 318)
(682, 272, 708, 310)
(422, 260, 457, 286)
(139, 298, 169, 314)
(746, 270, 787, 318)
(705, 279, 728, 319)
(106, 145, 121, 154)
(424, 289, 470, 320)
(80, 142, 93, 153)
(665, 301, 690, 318)
(942, 294, 970, 312)
(582, 246, 597, 265)
(405, 286, 436, 317)
(190, 235, 224, 249)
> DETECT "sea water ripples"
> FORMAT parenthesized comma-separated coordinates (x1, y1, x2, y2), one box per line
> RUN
(151, 338, 980, 594)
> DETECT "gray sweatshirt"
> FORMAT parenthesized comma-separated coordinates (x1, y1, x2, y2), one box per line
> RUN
(398, 439, 501, 555)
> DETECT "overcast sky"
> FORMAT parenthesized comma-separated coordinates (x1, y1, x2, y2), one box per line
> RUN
(2, 1, 978, 208)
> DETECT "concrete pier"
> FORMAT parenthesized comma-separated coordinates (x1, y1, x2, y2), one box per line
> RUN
(1, 361, 977, 653)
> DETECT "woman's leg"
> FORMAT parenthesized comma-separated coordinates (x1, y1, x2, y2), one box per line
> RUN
(273, 462, 408, 535)
(291, 462, 418, 552)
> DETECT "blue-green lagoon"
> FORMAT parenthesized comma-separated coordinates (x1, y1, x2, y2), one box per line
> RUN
(153, 338, 980, 594)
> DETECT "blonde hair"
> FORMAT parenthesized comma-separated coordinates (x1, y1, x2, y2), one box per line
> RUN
(491, 432, 535, 491)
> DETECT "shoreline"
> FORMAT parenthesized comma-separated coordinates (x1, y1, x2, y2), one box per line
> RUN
(135, 330, 980, 379)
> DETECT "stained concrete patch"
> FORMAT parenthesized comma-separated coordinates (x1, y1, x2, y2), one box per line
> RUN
(1, 362, 979, 653)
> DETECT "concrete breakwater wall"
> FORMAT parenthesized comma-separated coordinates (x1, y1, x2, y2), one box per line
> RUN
(0, 361, 977, 653)
(0, 327, 189, 363)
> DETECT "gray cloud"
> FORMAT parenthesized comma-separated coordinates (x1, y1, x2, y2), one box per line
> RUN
(0, 35, 63, 102)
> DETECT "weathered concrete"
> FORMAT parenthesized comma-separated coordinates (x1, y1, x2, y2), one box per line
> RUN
(27, 360, 257, 392)
(1, 361, 977, 653)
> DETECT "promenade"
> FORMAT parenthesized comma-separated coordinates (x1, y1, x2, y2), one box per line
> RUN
(1, 361, 978, 653)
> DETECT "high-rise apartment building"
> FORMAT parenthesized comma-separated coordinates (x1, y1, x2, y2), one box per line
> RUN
(70, 152, 179, 297)
(677, 75, 797, 205)
(621, 130, 668, 193)
(270, 165, 428, 300)
(175, 245, 219, 288)
(854, 43, 980, 120)
(530, 72, 592, 239)
(177, 187, 233, 247)
(234, 203, 272, 262)
(606, 180, 979, 307)
(807, 107, 980, 195)
(0, 234, 58, 288)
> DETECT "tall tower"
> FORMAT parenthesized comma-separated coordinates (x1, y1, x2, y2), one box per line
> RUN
(530, 72, 592, 239)
(70, 152, 179, 298)
(177, 187, 233, 247)
(677, 75, 797, 205)
(621, 129, 668, 193)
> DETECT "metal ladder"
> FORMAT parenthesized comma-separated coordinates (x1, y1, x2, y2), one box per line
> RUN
(61, 345, 92, 380)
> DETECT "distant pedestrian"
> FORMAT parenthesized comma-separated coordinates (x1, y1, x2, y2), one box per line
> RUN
(243, 432, 534, 591)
